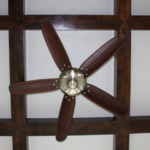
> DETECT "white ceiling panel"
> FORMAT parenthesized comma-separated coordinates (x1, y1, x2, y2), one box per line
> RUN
(29, 135, 113, 150)
(131, 31, 150, 116)
(25, 0, 114, 15)
(0, 31, 11, 118)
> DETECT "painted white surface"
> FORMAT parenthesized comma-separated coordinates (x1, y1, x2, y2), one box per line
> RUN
(130, 31, 150, 116)
(0, 0, 8, 15)
(25, 0, 114, 15)
(25, 30, 115, 118)
(28, 135, 113, 150)
(0, 31, 11, 118)
(0, 137, 13, 150)
(129, 133, 150, 150)
(132, 0, 150, 15)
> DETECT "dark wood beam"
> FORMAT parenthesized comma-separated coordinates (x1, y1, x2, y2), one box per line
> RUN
(0, 16, 12, 29)
(115, 0, 131, 150)
(9, 0, 24, 21)
(128, 16, 150, 29)
(9, 26, 26, 123)
(8, 0, 26, 150)
(23, 15, 122, 30)
(13, 131, 27, 150)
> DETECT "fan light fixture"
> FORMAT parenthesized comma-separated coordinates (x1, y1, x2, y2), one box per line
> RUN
(59, 68, 86, 96)
(9, 22, 127, 142)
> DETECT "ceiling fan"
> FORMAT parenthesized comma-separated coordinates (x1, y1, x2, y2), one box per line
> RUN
(9, 22, 127, 141)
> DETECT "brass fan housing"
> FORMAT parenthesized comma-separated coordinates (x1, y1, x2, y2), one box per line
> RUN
(59, 68, 87, 96)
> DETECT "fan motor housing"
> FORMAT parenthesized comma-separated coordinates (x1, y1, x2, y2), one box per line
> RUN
(59, 68, 87, 96)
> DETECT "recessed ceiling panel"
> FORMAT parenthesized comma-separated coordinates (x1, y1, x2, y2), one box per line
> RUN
(0, 0, 8, 15)
(25, 30, 115, 118)
(25, 0, 114, 15)
(132, 0, 150, 15)
(0, 31, 11, 118)
(0, 136, 13, 150)
(28, 135, 113, 150)
(131, 31, 150, 116)
(129, 133, 150, 150)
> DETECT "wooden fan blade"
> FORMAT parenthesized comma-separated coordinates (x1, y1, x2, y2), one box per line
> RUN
(56, 94, 75, 141)
(82, 84, 127, 115)
(80, 37, 123, 77)
(42, 22, 72, 71)
(9, 78, 59, 94)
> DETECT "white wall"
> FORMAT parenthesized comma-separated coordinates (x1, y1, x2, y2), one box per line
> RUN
(0, 0, 150, 149)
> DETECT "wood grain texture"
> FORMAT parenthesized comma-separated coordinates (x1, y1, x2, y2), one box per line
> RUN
(23, 15, 122, 30)
(115, 0, 131, 150)
(9, 0, 24, 22)
(117, 23, 131, 121)
(56, 94, 75, 141)
(115, 131, 129, 150)
(42, 22, 72, 71)
(80, 37, 123, 77)
(117, 0, 131, 21)
(82, 84, 127, 115)
(128, 16, 150, 29)
(13, 131, 27, 150)
(9, 78, 59, 94)
(9, 26, 26, 124)
(0, 117, 150, 136)
(116, 0, 131, 121)
(0, 16, 12, 29)
(8, 1, 27, 150)
(0, 122, 15, 135)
